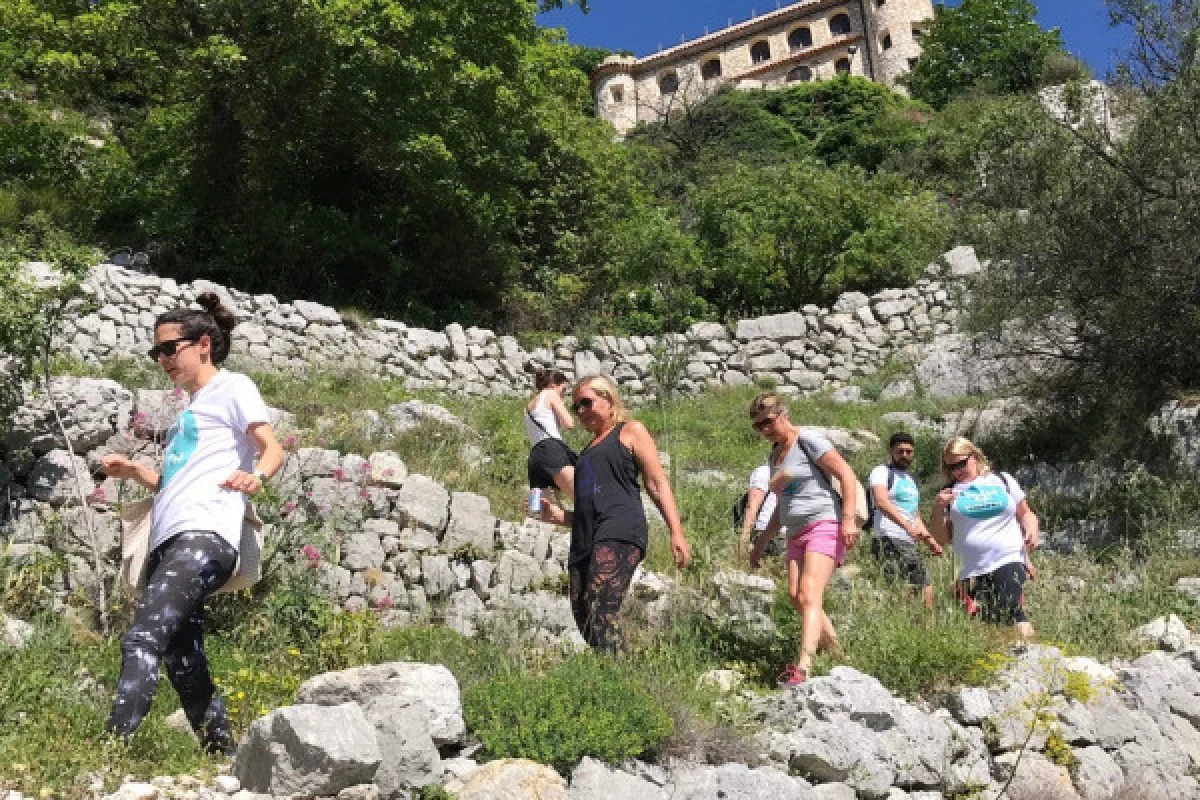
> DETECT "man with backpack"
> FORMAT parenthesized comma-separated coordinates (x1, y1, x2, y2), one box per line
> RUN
(868, 432, 942, 609)
(735, 464, 785, 561)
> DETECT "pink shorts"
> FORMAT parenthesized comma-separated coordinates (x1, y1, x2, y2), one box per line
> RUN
(786, 520, 846, 566)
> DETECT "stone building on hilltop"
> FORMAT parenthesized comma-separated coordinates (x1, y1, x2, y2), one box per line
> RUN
(592, 0, 934, 136)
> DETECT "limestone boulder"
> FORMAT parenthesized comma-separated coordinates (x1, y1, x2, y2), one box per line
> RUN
(393, 474, 450, 533)
(456, 759, 567, 800)
(234, 703, 381, 796)
(3, 377, 132, 455)
(294, 662, 465, 746)
(443, 492, 495, 556)
(26, 449, 93, 506)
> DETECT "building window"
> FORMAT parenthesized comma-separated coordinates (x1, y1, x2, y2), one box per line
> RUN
(835, 57, 852, 74)
(882, 33, 893, 50)
(701, 58, 722, 80)
(829, 13, 852, 36)
(788, 27, 813, 50)
(610, 85, 624, 103)
(786, 65, 813, 83)
(659, 72, 679, 94)
(751, 40, 772, 64)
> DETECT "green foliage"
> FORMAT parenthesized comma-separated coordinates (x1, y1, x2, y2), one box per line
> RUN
(688, 161, 948, 314)
(463, 654, 673, 772)
(905, 0, 1065, 109)
(950, 3, 1200, 454)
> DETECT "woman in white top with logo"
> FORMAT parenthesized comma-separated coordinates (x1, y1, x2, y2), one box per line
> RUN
(99, 292, 284, 752)
(525, 369, 576, 502)
(929, 436, 1039, 640)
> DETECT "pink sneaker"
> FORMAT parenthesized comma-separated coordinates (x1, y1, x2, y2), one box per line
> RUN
(777, 663, 809, 688)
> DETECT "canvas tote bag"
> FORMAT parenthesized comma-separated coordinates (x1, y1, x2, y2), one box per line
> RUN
(120, 497, 264, 596)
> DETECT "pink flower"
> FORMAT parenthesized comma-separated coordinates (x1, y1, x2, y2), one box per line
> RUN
(86, 486, 107, 505)
(170, 387, 186, 401)
(358, 462, 371, 473)
(332, 467, 348, 482)
(373, 594, 394, 610)
(282, 435, 298, 452)
(281, 500, 298, 515)
(301, 544, 321, 566)
(359, 487, 371, 500)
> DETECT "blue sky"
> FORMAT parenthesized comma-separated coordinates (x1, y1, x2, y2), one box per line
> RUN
(539, 1, 1133, 77)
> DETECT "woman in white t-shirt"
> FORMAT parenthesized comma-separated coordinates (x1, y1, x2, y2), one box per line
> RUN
(929, 437, 1039, 640)
(739, 464, 784, 559)
(99, 292, 284, 753)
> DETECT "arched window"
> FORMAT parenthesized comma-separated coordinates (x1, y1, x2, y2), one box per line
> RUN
(788, 27, 813, 50)
(829, 13, 852, 35)
(610, 85, 624, 103)
(881, 33, 893, 50)
(786, 65, 813, 83)
(750, 40, 772, 64)
(659, 71, 679, 94)
(835, 57, 852, 74)
(701, 58, 722, 80)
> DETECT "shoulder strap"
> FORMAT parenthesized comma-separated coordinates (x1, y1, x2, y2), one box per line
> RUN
(998, 471, 1016, 496)
(795, 432, 836, 491)
(526, 409, 554, 438)
(887, 465, 898, 490)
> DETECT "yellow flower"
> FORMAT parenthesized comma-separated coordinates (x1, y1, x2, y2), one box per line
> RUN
(287, 648, 301, 657)
(237, 691, 246, 700)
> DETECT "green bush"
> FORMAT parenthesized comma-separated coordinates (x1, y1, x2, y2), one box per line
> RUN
(463, 654, 673, 772)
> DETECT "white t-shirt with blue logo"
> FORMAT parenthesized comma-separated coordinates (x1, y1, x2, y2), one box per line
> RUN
(947, 472, 1026, 580)
(151, 369, 271, 551)
(868, 465, 919, 542)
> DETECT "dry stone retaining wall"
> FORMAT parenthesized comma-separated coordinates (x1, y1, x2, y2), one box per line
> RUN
(49, 246, 984, 400)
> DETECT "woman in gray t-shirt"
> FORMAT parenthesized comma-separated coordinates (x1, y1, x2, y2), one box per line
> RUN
(747, 392, 860, 687)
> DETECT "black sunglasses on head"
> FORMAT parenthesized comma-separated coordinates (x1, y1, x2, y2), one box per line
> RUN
(148, 336, 198, 361)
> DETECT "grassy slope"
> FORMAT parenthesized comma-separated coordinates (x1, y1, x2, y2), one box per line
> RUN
(5, 361, 1198, 793)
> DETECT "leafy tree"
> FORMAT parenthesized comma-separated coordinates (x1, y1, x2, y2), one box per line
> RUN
(688, 161, 948, 316)
(906, 0, 1065, 109)
(958, 0, 1200, 456)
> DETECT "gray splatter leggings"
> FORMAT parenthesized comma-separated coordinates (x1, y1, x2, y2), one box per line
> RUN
(107, 531, 237, 753)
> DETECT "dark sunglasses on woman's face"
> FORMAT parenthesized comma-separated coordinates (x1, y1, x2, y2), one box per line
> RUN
(148, 337, 197, 361)
(753, 414, 778, 432)
(571, 397, 595, 414)
(944, 456, 971, 471)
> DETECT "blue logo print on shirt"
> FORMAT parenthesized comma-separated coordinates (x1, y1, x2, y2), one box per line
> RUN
(953, 483, 1011, 520)
(161, 409, 198, 487)
(893, 475, 920, 516)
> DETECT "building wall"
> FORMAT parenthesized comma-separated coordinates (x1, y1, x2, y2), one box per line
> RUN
(593, 0, 932, 135)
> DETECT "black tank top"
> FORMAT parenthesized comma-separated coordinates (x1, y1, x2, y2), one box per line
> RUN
(570, 422, 648, 565)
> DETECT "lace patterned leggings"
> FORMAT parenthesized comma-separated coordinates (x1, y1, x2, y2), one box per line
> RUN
(568, 540, 643, 652)
(107, 531, 236, 753)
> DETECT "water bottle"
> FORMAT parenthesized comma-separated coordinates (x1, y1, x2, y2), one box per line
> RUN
(528, 488, 543, 514)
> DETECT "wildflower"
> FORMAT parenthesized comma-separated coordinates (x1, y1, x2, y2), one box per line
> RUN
(373, 594, 394, 611)
(359, 487, 371, 500)
(282, 434, 298, 451)
(170, 387, 186, 401)
(287, 648, 300, 657)
(86, 486, 107, 505)
(358, 461, 371, 473)
(282, 500, 299, 515)
(332, 467, 348, 482)
(301, 544, 321, 566)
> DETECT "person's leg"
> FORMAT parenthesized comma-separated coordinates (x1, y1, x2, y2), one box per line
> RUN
(107, 532, 235, 741)
(791, 550, 838, 673)
(568, 559, 591, 642)
(552, 465, 575, 504)
(579, 541, 642, 652)
(922, 584, 935, 610)
(980, 562, 1034, 639)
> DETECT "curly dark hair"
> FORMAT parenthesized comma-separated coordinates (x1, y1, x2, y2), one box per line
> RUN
(154, 291, 238, 365)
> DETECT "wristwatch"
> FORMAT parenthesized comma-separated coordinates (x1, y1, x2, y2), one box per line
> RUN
(253, 469, 268, 484)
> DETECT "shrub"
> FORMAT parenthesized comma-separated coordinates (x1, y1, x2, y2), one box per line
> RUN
(463, 654, 673, 772)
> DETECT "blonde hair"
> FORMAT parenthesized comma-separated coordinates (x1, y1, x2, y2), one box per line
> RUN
(749, 391, 788, 421)
(576, 374, 630, 423)
(941, 436, 992, 481)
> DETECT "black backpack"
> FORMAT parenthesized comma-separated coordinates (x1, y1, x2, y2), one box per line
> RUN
(732, 491, 750, 530)
(863, 465, 899, 531)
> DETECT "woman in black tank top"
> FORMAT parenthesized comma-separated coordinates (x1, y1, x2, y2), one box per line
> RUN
(537, 375, 692, 651)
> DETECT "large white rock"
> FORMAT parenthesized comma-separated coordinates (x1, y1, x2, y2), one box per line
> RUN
(234, 703, 381, 796)
(294, 662, 465, 746)
(443, 492, 495, 556)
(569, 757, 666, 800)
(3, 377, 132, 455)
(736, 312, 807, 342)
(456, 759, 567, 800)
(393, 474, 450, 533)
(26, 449, 93, 506)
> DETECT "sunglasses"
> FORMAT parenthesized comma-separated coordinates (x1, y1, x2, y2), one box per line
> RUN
(148, 336, 198, 361)
(752, 414, 778, 432)
(571, 397, 596, 414)
(944, 456, 971, 471)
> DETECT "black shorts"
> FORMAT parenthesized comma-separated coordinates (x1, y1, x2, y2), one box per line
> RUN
(527, 439, 577, 489)
(752, 529, 786, 557)
(958, 561, 1027, 625)
(870, 535, 930, 587)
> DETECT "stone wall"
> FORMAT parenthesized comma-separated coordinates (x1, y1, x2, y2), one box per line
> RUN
(50, 245, 983, 401)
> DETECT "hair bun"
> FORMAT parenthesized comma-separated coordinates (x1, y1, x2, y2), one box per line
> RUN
(196, 290, 237, 333)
